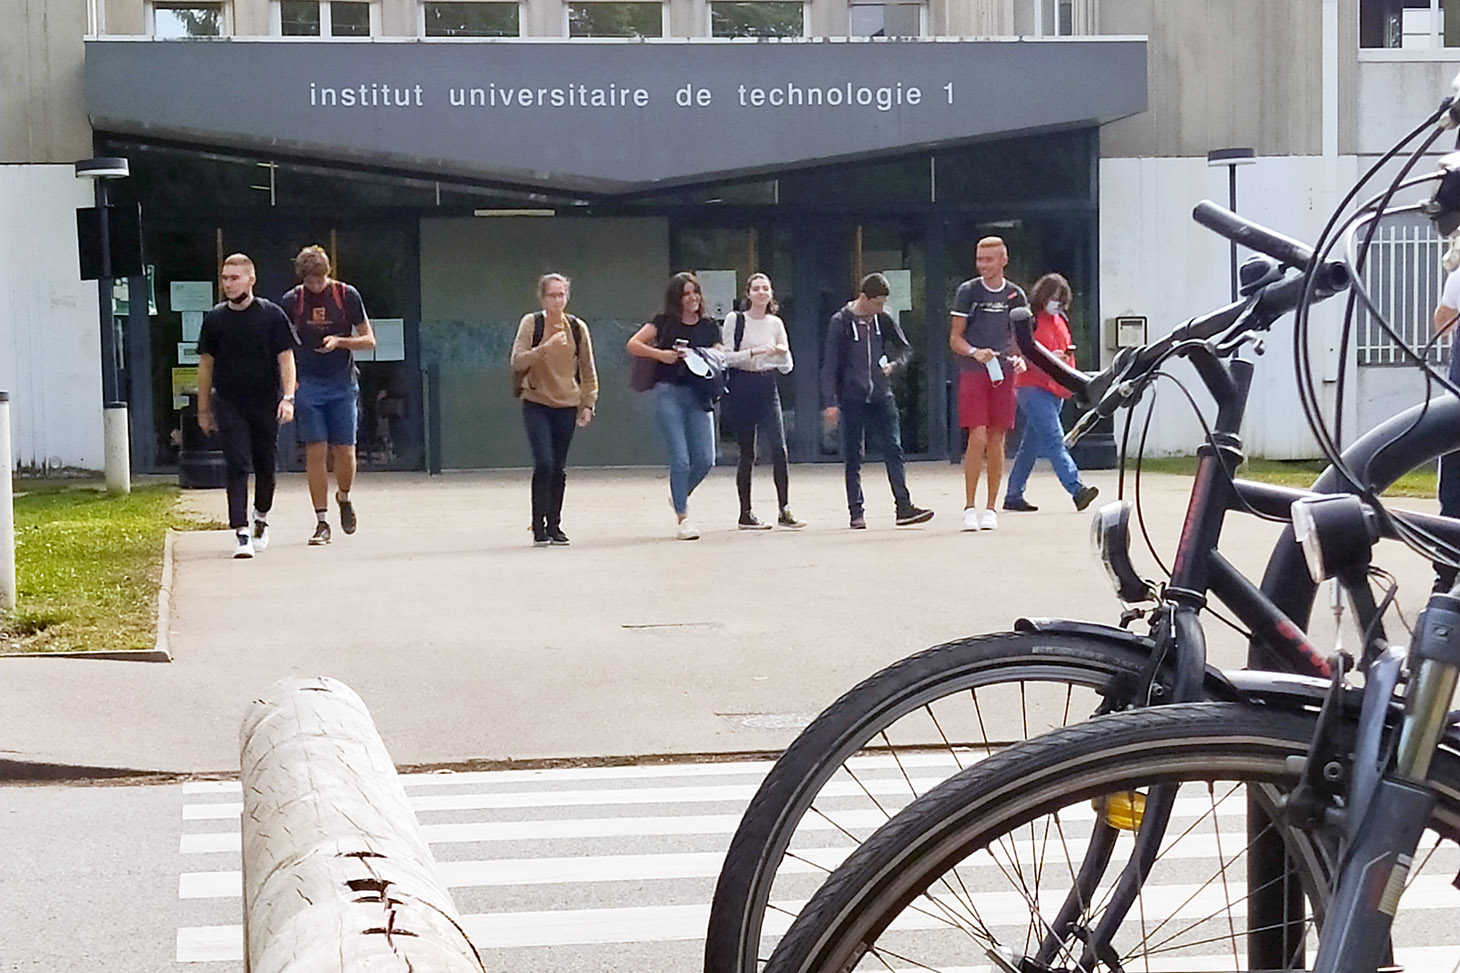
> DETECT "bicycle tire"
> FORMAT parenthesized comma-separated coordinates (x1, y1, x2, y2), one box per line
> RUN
(764, 701, 1460, 973)
(705, 630, 1180, 973)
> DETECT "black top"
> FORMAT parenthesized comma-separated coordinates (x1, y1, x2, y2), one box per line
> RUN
(196, 298, 295, 410)
(280, 281, 368, 385)
(951, 278, 1029, 369)
(650, 314, 722, 387)
(819, 305, 912, 407)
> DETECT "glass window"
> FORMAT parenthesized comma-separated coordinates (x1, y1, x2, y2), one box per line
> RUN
(1360, 0, 1459, 48)
(569, 2, 662, 36)
(424, 1, 519, 36)
(710, 1, 802, 37)
(280, 0, 320, 34)
(848, 2, 920, 37)
(153, 3, 224, 36)
(331, 1, 371, 35)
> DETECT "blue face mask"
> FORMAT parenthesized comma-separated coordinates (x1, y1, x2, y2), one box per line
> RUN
(1045, 300, 1063, 315)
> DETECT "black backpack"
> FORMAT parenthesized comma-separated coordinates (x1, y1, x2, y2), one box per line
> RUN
(512, 311, 585, 398)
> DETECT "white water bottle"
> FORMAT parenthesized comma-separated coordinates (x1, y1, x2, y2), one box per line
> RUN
(986, 355, 1004, 384)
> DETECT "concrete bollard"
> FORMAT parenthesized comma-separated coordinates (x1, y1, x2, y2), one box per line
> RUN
(103, 401, 130, 495)
(0, 392, 13, 612)
(239, 676, 484, 973)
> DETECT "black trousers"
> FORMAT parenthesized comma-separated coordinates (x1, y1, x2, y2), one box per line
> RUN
(733, 377, 789, 512)
(213, 395, 279, 530)
(523, 401, 577, 532)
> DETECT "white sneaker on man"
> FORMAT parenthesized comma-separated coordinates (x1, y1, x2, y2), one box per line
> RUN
(962, 508, 982, 531)
(676, 520, 700, 541)
(251, 514, 269, 552)
(234, 530, 255, 559)
(979, 508, 999, 531)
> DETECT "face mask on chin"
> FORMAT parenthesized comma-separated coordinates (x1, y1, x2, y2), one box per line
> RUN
(1045, 301, 1063, 315)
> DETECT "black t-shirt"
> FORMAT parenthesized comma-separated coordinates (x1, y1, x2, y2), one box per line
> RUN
(951, 278, 1029, 369)
(651, 314, 722, 386)
(196, 298, 295, 410)
(280, 281, 368, 385)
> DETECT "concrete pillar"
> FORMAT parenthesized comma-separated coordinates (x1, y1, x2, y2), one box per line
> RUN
(104, 402, 130, 495)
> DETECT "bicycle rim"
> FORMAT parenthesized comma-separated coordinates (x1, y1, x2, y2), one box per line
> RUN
(765, 702, 1460, 973)
(708, 631, 1165, 973)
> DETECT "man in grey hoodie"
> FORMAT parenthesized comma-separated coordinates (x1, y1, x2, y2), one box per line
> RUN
(820, 273, 935, 530)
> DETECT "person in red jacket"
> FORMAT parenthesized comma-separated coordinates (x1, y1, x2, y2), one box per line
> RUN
(1003, 273, 1100, 513)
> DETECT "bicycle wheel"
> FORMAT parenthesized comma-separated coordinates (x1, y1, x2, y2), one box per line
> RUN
(764, 701, 1460, 973)
(706, 629, 1191, 973)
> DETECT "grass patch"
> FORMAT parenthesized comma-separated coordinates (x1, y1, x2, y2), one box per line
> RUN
(1132, 456, 1438, 498)
(1, 484, 218, 655)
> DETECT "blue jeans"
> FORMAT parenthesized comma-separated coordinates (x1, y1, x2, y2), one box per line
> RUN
(840, 395, 910, 516)
(653, 382, 716, 516)
(295, 379, 359, 446)
(1006, 387, 1083, 501)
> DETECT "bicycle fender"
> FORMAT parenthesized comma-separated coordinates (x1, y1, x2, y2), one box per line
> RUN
(1013, 617, 1243, 702)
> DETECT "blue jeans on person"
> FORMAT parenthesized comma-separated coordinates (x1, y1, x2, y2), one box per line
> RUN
(1005, 387, 1084, 502)
(653, 381, 716, 516)
(840, 394, 911, 517)
(295, 379, 359, 446)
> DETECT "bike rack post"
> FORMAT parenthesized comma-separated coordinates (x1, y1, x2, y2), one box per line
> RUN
(0, 391, 14, 612)
(238, 676, 484, 973)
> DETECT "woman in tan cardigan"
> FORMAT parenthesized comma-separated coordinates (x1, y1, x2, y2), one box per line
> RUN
(510, 273, 599, 547)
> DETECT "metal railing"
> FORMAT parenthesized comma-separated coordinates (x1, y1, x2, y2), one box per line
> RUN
(1355, 219, 1451, 366)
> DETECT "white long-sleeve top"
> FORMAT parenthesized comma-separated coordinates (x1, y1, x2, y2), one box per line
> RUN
(722, 310, 793, 373)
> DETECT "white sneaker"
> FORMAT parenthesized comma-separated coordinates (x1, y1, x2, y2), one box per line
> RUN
(979, 508, 999, 531)
(251, 519, 269, 552)
(676, 520, 700, 541)
(233, 530, 255, 559)
(962, 508, 982, 531)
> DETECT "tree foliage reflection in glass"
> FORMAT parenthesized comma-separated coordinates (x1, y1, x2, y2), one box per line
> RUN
(423, 1, 519, 37)
(710, 1, 802, 37)
(569, 2, 662, 37)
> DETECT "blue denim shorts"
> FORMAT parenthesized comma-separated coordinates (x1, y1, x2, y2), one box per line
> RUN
(295, 380, 358, 446)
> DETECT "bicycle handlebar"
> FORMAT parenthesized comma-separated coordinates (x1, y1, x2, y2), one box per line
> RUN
(1191, 200, 1316, 268)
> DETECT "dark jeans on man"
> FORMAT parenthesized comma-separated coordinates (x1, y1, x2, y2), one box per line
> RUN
(735, 379, 789, 513)
(1438, 357, 1460, 590)
(840, 394, 911, 517)
(212, 394, 279, 530)
(523, 401, 577, 532)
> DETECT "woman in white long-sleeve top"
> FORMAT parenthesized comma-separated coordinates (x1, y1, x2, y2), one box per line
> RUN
(722, 273, 803, 530)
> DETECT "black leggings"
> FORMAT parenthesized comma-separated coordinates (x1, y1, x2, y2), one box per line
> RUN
(735, 381, 789, 513)
(523, 401, 577, 531)
(212, 395, 279, 530)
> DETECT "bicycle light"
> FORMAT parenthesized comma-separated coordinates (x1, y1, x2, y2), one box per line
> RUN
(1091, 501, 1157, 605)
(1290, 494, 1380, 584)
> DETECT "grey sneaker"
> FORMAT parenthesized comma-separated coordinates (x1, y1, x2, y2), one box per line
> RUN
(777, 508, 806, 529)
(337, 495, 357, 535)
(309, 521, 332, 546)
(738, 512, 773, 531)
(895, 505, 935, 526)
(849, 513, 867, 530)
(1074, 485, 1100, 511)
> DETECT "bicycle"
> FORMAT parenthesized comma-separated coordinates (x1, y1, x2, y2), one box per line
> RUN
(705, 88, 1460, 973)
(755, 75, 1460, 973)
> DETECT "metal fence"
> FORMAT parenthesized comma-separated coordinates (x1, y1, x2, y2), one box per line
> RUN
(1356, 219, 1450, 366)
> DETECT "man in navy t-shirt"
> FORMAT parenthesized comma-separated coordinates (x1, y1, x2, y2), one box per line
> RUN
(280, 245, 376, 546)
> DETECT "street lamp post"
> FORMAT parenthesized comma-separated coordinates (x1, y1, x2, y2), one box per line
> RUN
(1207, 147, 1257, 302)
(75, 157, 132, 495)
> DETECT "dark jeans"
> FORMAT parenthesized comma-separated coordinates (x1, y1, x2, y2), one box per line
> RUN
(1439, 357, 1460, 589)
(735, 378, 789, 513)
(523, 401, 577, 532)
(213, 395, 279, 530)
(840, 394, 911, 516)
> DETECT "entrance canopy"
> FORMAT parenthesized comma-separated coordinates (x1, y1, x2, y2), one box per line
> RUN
(85, 36, 1145, 195)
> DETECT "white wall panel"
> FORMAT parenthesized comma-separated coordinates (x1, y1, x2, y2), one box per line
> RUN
(0, 164, 103, 471)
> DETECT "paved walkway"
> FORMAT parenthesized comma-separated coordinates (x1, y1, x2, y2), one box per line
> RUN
(0, 463, 1435, 778)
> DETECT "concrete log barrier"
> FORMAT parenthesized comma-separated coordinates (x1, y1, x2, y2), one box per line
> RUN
(239, 676, 484, 973)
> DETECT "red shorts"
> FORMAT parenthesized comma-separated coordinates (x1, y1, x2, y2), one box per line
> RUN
(958, 368, 1017, 430)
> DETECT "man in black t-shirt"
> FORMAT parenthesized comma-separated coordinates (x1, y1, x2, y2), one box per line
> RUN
(196, 253, 297, 559)
(280, 245, 375, 547)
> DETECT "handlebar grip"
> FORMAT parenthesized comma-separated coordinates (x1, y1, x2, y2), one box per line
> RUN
(1192, 200, 1316, 268)
(1012, 307, 1091, 399)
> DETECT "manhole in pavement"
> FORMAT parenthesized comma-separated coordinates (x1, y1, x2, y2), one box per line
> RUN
(717, 712, 821, 730)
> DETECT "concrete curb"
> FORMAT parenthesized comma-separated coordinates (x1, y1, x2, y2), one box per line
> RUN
(0, 529, 175, 664)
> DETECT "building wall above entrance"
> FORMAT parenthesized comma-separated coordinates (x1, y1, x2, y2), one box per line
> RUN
(84, 36, 1145, 193)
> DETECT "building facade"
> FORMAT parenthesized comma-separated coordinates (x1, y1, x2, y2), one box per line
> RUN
(0, 0, 1453, 471)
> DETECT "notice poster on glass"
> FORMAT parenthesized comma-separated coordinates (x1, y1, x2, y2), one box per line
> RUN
(170, 280, 214, 312)
(171, 366, 199, 409)
(357, 318, 405, 362)
(697, 271, 739, 322)
(883, 269, 913, 314)
(177, 343, 200, 366)
(181, 311, 204, 343)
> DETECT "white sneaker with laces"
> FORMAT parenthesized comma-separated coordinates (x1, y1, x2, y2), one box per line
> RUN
(979, 508, 999, 531)
(252, 520, 269, 552)
(962, 508, 982, 531)
(234, 530, 255, 559)
(676, 520, 700, 540)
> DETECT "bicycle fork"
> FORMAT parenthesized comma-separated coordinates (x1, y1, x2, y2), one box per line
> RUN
(1310, 591, 1460, 973)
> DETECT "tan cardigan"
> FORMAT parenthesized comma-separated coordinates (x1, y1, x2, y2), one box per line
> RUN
(510, 313, 599, 411)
